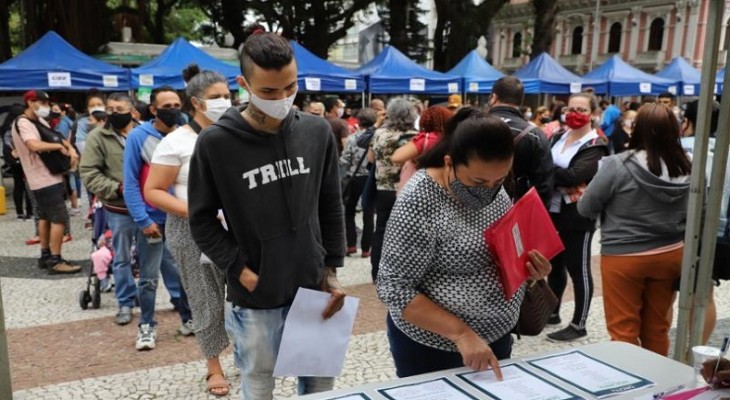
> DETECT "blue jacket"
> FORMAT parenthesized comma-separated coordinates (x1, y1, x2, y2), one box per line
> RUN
(123, 121, 167, 229)
(601, 105, 621, 138)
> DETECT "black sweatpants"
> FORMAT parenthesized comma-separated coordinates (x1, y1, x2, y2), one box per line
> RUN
(547, 226, 595, 329)
(344, 175, 374, 252)
(370, 189, 397, 283)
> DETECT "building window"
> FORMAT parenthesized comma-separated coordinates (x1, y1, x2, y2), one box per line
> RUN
(608, 22, 622, 53)
(512, 32, 522, 58)
(648, 18, 665, 51)
(571, 26, 584, 55)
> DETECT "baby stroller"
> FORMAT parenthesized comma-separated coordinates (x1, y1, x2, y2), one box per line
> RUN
(79, 199, 112, 310)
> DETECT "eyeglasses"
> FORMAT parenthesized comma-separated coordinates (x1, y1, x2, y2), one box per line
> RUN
(566, 107, 590, 114)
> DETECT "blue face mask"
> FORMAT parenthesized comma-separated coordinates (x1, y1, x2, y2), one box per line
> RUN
(450, 170, 501, 210)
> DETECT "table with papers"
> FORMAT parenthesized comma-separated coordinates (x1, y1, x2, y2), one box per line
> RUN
(299, 341, 696, 400)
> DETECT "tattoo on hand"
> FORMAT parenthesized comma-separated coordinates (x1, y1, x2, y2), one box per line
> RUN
(245, 107, 267, 125)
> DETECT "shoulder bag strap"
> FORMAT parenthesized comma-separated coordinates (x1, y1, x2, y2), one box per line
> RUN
(514, 125, 533, 145)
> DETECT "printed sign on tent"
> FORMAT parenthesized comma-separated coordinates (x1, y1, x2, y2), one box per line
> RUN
(305, 77, 321, 91)
(345, 79, 357, 90)
(409, 78, 426, 92)
(139, 74, 154, 87)
(469, 82, 479, 92)
(448, 82, 459, 93)
(569, 82, 582, 94)
(136, 87, 152, 103)
(668, 86, 677, 95)
(103, 75, 119, 88)
(683, 85, 695, 96)
(639, 83, 652, 93)
(48, 72, 71, 88)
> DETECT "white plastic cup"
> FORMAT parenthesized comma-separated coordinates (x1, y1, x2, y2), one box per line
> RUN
(692, 345, 720, 386)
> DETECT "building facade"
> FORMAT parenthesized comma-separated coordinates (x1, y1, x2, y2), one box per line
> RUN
(490, 0, 730, 73)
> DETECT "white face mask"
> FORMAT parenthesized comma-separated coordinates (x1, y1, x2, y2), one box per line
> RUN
(337, 107, 344, 118)
(89, 106, 105, 114)
(35, 106, 50, 119)
(525, 112, 533, 120)
(202, 98, 231, 122)
(623, 119, 634, 129)
(249, 91, 297, 120)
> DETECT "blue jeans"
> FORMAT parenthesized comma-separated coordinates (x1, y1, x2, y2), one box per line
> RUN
(225, 303, 334, 400)
(106, 212, 191, 325)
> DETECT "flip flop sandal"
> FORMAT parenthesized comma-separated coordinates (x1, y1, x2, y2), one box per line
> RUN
(206, 372, 230, 397)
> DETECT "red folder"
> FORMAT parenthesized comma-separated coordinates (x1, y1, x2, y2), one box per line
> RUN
(484, 187, 564, 299)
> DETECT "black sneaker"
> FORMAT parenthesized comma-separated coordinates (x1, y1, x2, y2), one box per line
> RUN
(547, 325, 587, 342)
(37, 256, 50, 269)
(547, 314, 561, 325)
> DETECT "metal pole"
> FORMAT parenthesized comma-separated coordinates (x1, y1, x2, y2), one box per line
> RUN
(589, 0, 601, 71)
(673, 0, 725, 364)
(0, 280, 13, 399)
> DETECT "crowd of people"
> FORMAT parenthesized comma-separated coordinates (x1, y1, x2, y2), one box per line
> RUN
(1, 24, 727, 399)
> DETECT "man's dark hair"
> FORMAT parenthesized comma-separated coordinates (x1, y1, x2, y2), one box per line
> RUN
(658, 91, 676, 101)
(684, 99, 720, 134)
(86, 89, 105, 107)
(492, 76, 524, 106)
(238, 24, 294, 79)
(599, 99, 610, 108)
(150, 85, 179, 106)
(641, 96, 657, 104)
(323, 97, 340, 113)
(107, 92, 134, 107)
(629, 101, 641, 111)
(356, 108, 377, 129)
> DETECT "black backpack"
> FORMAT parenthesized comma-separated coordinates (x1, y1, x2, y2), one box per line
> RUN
(13, 116, 71, 175)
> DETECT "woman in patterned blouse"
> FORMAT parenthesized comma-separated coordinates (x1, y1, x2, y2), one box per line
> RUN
(377, 108, 552, 379)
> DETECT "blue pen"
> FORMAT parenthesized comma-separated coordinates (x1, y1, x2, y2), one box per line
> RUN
(712, 336, 730, 387)
(652, 383, 685, 399)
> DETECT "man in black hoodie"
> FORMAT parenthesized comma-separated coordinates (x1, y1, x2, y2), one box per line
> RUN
(488, 76, 554, 205)
(187, 27, 346, 399)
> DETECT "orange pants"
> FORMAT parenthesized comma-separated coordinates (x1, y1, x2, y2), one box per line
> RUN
(601, 247, 683, 356)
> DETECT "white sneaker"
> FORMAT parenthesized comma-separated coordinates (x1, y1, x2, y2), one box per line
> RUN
(178, 319, 195, 336)
(136, 323, 156, 351)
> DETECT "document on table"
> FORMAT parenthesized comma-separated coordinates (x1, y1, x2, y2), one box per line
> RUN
(378, 378, 478, 400)
(527, 350, 654, 398)
(457, 363, 582, 400)
(272, 288, 359, 377)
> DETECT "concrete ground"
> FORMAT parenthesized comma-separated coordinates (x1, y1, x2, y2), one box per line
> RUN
(1, 184, 728, 400)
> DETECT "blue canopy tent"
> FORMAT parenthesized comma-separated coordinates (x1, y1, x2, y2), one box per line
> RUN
(291, 42, 364, 93)
(716, 67, 725, 93)
(0, 31, 131, 91)
(131, 38, 240, 89)
(447, 50, 504, 94)
(355, 46, 461, 94)
(512, 53, 600, 94)
(656, 57, 702, 96)
(583, 55, 673, 96)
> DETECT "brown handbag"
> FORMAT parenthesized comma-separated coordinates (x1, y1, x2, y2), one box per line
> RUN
(516, 279, 558, 336)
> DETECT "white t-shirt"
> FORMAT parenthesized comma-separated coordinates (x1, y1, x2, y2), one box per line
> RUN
(549, 129, 599, 213)
(151, 125, 197, 203)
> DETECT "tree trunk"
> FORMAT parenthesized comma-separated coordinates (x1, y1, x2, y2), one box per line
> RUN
(388, 0, 409, 53)
(432, 0, 449, 71)
(531, 0, 558, 58)
(220, 0, 246, 48)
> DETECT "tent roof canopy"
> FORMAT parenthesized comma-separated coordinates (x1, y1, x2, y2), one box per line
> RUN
(0, 31, 130, 91)
(583, 55, 673, 96)
(447, 50, 504, 93)
(355, 46, 460, 94)
(290, 41, 364, 92)
(131, 38, 240, 89)
(656, 57, 702, 96)
(513, 53, 599, 94)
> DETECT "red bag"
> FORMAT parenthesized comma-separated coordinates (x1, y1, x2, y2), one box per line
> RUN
(484, 187, 564, 299)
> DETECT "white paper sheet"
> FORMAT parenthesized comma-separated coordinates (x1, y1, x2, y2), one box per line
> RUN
(273, 288, 359, 377)
(528, 350, 654, 398)
(379, 378, 477, 400)
(458, 364, 581, 400)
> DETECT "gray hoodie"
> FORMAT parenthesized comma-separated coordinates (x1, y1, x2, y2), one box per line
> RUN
(577, 150, 690, 255)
